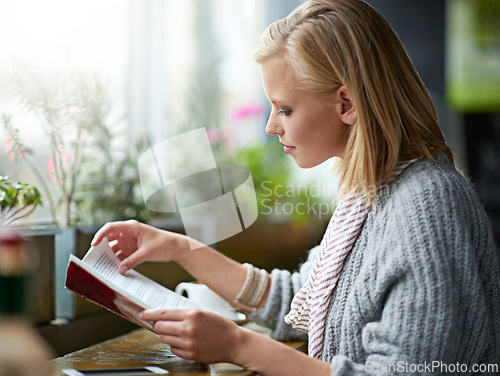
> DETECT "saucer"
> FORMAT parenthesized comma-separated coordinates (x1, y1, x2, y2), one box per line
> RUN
(216, 310, 248, 324)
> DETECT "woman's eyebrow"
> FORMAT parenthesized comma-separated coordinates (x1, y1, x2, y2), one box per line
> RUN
(270, 98, 292, 107)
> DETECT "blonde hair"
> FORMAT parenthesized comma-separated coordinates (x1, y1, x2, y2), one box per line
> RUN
(254, 0, 453, 201)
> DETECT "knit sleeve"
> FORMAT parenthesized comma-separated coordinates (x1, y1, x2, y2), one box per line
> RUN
(246, 246, 320, 341)
(328, 162, 500, 375)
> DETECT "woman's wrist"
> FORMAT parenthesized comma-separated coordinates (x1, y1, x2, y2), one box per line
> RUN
(228, 327, 331, 376)
(169, 233, 194, 264)
(166, 236, 249, 305)
(232, 264, 270, 312)
(227, 326, 257, 369)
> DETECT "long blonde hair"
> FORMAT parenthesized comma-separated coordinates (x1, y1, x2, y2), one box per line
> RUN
(254, 0, 453, 201)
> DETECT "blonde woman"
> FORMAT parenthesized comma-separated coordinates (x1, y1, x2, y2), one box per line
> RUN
(92, 0, 500, 374)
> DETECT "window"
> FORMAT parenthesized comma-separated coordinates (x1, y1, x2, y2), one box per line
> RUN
(0, 0, 269, 226)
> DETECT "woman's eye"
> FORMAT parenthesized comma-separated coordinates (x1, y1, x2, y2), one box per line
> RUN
(278, 109, 291, 116)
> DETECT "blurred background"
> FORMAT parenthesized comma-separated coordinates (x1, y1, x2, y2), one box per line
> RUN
(0, 0, 499, 357)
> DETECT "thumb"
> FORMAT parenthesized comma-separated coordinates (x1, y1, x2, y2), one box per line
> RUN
(118, 262, 129, 275)
(118, 249, 143, 274)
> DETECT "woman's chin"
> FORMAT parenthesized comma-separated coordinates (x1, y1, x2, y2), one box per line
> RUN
(293, 158, 317, 169)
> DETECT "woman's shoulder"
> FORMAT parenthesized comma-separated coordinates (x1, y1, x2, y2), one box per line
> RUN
(380, 155, 482, 215)
(363, 155, 496, 274)
(369, 154, 495, 252)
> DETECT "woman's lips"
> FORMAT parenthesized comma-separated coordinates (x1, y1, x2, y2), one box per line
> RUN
(280, 143, 296, 154)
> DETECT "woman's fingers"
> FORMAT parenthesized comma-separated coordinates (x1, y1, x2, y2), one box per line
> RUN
(154, 320, 182, 334)
(141, 307, 197, 322)
(158, 334, 185, 349)
(92, 220, 139, 246)
(146, 309, 201, 349)
(146, 308, 206, 360)
(119, 246, 149, 273)
(143, 308, 204, 337)
(91, 222, 124, 246)
(115, 250, 127, 262)
(168, 347, 196, 361)
(105, 232, 122, 243)
(141, 308, 238, 364)
(111, 242, 123, 253)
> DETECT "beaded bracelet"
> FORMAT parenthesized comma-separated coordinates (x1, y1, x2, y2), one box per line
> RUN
(233, 263, 270, 312)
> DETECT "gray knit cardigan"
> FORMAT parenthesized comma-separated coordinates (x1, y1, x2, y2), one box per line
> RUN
(249, 156, 500, 375)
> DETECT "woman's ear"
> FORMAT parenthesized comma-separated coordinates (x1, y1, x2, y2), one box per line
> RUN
(336, 86, 356, 126)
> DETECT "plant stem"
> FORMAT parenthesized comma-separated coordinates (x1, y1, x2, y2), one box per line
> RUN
(4, 204, 37, 226)
(23, 157, 57, 224)
(5, 205, 26, 220)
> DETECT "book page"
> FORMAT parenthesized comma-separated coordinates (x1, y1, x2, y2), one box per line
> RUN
(82, 239, 198, 310)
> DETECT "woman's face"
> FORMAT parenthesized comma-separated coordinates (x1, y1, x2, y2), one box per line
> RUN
(261, 57, 351, 168)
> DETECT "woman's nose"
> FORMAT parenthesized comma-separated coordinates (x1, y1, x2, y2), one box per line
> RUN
(265, 114, 281, 136)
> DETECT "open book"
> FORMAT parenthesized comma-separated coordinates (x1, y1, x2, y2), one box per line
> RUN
(65, 239, 199, 332)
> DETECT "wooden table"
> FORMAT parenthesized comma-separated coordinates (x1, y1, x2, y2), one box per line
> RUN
(52, 327, 307, 375)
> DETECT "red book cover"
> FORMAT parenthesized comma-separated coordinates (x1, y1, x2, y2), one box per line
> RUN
(65, 258, 154, 331)
(64, 239, 198, 332)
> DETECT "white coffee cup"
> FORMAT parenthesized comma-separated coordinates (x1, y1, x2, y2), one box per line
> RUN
(175, 282, 245, 321)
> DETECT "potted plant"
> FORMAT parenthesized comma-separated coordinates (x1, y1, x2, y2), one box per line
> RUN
(2, 56, 163, 321)
(0, 176, 42, 227)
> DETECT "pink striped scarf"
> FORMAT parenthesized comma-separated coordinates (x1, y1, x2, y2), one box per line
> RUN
(284, 159, 417, 359)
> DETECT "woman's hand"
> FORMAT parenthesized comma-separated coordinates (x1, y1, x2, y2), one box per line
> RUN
(91, 220, 190, 274)
(140, 308, 243, 364)
(92, 220, 250, 308)
(141, 308, 330, 376)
